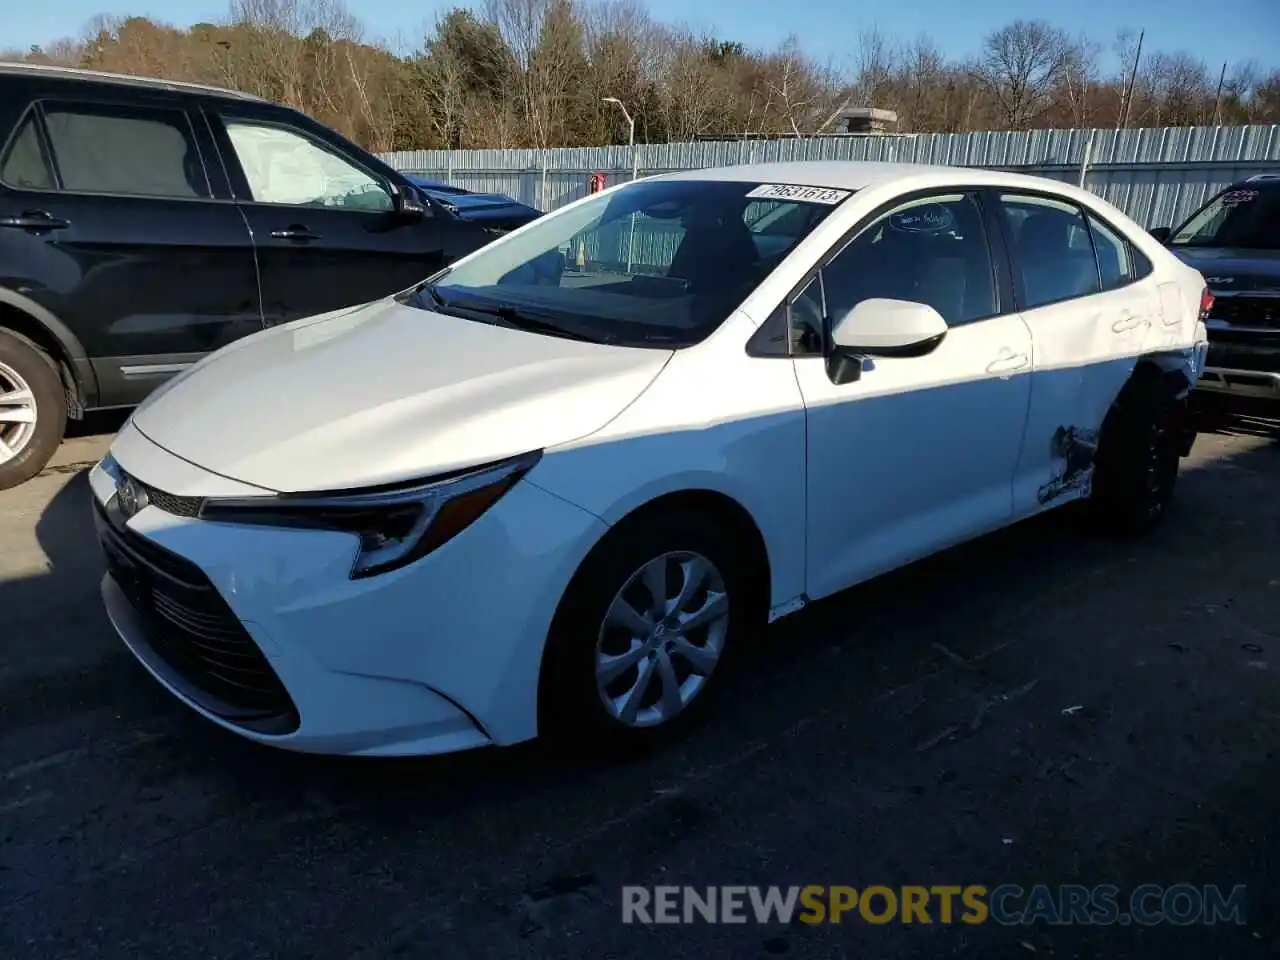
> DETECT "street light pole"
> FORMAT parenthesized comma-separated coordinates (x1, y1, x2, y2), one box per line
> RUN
(602, 96, 637, 180)
(603, 96, 638, 273)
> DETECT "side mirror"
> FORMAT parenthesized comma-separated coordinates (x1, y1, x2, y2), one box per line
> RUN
(826, 298, 948, 385)
(390, 182, 427, 221)
(1148, 226, 1171, 244)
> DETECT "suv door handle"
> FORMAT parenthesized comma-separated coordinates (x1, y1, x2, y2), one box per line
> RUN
(269, 225, 321, 242)
(0, 211, 70, 231)
(986, 351, 1029, 375)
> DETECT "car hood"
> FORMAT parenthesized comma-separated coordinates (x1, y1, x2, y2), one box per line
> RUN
(131, 298, 672, 493)
(1169, 246, 1280, 293)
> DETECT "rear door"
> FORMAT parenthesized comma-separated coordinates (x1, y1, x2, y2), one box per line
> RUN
(206, 104, 472, 326)
(0, 89, 261, 407)
(992, 191, 1162, 514)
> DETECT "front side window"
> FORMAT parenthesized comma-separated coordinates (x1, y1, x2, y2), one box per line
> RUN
(223, 119, 393, 212)
(40, 103, 208, 198)
(417, 179, 845, 348)
(789, 191, 997, 353)
(999, 194, 1101, 309)
(1171, 185, 1280, 250)
(0, 112, 56, 190)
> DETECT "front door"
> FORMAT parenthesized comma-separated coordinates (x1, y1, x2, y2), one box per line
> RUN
(992, 191, 1162, 514)
(208, 107, 459, 326)
(0, 97, 261, 406)
(792, 190, 1033, 600)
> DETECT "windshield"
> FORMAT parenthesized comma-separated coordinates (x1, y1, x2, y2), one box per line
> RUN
(1171, 184, 1280, 250)
(408, 179, 848, 348)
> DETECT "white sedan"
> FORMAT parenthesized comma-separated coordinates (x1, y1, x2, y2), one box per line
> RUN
(90, 161, 1210, 757)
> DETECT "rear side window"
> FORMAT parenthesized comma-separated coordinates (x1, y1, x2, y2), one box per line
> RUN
(41, 103, 209, 199)
(1086, 215, 1136, 290)
(1, 113, 56, 190)
(999, 194, 1101, 309)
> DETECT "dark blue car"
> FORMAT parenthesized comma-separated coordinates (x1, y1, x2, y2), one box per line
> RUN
(405, 175, 542, 234)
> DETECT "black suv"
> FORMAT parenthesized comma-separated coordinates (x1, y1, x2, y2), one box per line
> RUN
(0, 63, 500, 489)
(1151, 175, 1280, 419)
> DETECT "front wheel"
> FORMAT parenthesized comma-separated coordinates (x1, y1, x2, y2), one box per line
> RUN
(1087, 370, 1184, 535)
(539, 509, 748, 756)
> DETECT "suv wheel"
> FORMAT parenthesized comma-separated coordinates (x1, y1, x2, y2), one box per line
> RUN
(0, 330, 66, 491)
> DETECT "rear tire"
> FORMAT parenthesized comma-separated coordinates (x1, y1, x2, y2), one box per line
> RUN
(1087, 369, 1183, 535)
(538, 508, 752, 758)
(0, 329, 66, 491)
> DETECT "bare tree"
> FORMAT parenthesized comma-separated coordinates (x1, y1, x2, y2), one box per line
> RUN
(973, 19, 1069, 129)
(1058, 34, 1101, 126)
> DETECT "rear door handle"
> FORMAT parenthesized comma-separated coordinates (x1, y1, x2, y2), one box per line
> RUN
(269, 226, 321, 242)
(1112, 312, 1149, 333)
(0, 211, 70, 231)
(986, 351, 1029, 375)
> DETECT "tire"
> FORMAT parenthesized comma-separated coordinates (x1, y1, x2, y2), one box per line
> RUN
(538, 508, 752, 757)
(1087, 369, 1184, 535)
(0, 329, 66, 491)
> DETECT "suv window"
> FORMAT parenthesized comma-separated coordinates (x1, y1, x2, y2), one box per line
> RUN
(1171, 184, 1280, 250)
(40, 103, 209, 198)
(790, 191, 997, 353)
(999, 194, 1101, 308)
(223, 119, 393, 212)
(1, 113, 56, 190)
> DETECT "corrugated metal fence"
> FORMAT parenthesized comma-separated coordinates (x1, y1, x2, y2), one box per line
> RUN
(381, 125, 1280, 228)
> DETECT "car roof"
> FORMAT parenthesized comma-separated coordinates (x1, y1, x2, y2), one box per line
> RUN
(0, 61, 265, 102)
(660, 160, 1092, 196)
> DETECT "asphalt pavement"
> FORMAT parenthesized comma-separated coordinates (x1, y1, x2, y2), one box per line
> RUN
(2, 415, 1279, 959)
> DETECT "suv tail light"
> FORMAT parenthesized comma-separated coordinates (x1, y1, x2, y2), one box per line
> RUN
(1199, 286, 1215, 320)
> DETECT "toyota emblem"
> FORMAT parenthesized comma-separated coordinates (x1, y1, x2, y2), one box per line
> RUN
(117, 475, 149, 519)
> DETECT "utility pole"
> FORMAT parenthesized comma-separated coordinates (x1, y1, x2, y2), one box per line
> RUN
(1212, 61, 1228, 125)
(1118, 28, 1145, 131)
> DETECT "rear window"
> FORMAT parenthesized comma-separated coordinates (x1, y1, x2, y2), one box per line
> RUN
(0, 112, 56, 190)
(37, 103, 209, 199)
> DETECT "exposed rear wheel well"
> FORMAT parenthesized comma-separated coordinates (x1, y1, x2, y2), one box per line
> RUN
(0, 303, 83, 418)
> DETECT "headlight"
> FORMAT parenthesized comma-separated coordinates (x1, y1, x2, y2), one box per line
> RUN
(198, 451, 541, 579)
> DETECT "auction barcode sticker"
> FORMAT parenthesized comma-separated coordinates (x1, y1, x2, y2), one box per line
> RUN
(745, 184, 852, 205)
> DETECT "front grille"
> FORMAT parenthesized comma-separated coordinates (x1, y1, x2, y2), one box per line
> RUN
(95, 501, 299, 734)
(1210, 296, 1280, 329)
(141, 483, 203, 518)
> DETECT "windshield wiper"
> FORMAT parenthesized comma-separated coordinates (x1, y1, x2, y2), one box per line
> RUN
(487, 305, 609, 344)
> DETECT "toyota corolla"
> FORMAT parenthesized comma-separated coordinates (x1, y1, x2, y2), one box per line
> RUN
(90, 162, 1209, 757)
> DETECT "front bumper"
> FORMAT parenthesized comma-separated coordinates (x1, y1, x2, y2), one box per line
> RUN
(91, 423, 608, 756)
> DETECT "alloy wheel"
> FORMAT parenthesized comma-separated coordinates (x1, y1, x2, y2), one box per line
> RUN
(0, 360, 38, 467)
(594, 551, 730, 728)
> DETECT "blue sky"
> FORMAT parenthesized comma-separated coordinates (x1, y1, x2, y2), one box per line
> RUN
(8, 0, 1280, 74)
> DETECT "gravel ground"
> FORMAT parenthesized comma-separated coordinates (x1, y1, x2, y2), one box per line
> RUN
(1, 415, 1278, 959)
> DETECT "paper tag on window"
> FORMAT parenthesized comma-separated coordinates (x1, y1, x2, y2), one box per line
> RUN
(745, 184, 852, 205)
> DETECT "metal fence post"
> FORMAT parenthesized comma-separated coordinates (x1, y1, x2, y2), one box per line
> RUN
(1079, 130, 1095, 189)
(540, 151, 548, 212)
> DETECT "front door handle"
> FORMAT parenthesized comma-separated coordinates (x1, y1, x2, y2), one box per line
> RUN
(986, 351, 1029, 375)
(269, 225, 321, 242)
(0, 210, 70, 231)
